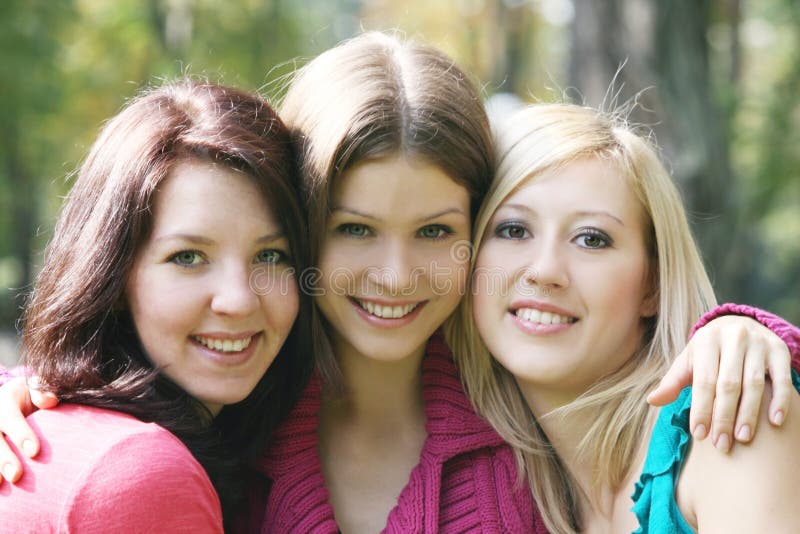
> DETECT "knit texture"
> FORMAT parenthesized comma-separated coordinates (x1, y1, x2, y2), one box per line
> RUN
(691, 303, 800, 368)
(253, 331, 546, 533)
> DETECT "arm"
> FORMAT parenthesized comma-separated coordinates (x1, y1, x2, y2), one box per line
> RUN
(648, 304, 798, 451)
(677, 380, 800, 533)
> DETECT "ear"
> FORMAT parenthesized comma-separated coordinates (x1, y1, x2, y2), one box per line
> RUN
(639, 261, 659, 318)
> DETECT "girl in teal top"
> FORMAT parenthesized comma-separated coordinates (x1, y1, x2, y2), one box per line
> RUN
(634, 366, 800, 533)
(448, 103, 800, 533)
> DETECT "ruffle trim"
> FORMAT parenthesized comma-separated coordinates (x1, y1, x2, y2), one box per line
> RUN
(631, 369, 800, 533)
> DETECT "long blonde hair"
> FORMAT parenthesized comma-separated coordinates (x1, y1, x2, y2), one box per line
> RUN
(279, 31, 494, 389)
(445, 103, 716, 533)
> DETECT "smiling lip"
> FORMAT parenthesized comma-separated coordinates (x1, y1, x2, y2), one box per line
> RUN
(190, 331, 262, 366)
(508, 300, 578, 335)
(349, 297, 427, 329)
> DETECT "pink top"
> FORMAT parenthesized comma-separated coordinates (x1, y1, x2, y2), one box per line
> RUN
(250, 332, 547, 534)
(0, 404, 223, 533)
(693, 303, 800, 366)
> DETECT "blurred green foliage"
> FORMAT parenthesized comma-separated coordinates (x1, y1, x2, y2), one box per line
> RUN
(1, 0, 797, 334)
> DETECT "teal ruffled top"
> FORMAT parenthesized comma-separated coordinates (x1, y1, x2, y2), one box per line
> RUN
(631, 370, 800, 533)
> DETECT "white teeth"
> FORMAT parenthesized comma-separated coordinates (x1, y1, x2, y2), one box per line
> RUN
(193, 335, 253, 353)
(514, 308, 575, 325)
(355, 299, 419, 319)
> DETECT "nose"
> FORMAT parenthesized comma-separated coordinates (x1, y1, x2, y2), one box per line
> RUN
(366, 239, 417, 296)
(519, 237, 569, 294)
(210, 262, 260, 317)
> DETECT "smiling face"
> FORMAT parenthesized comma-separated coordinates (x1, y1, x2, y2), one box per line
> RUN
(126, 159, 299, 415)
(473, 157, 655, 407)
(316, 154, 472, 365)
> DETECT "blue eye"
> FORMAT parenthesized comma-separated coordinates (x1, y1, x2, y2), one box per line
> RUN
(255, 249, 286, 264)
(417, 225, 453, 239)
(169, 250, 204, 266)
(495, 222, 529, 240)
(575, 229, 611, 249)
(338, 223, 371, 238)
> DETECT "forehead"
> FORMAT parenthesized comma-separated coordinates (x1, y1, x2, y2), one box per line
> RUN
(332, 155, 470, 216)
(152, 159, 279, 230)
(500, 157, 647, 226)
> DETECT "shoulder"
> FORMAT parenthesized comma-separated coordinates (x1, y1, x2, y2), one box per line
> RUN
(4, 404, 223, 532)
(679, 382, 800, 533)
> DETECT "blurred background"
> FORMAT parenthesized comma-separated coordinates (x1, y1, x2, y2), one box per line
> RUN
(1, 0, 798, 365)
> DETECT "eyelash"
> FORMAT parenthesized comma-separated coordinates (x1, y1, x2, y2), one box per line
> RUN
(168, 250, 205, 267)
(493, 222, 612, 249)
(417, 224, 454, 240)
(574, 228, 612, 249)
(494, 221, 530, 240)
(337, 223, 372, 238)
(336, 223, 455, 240)
(167, 249, 290, 267)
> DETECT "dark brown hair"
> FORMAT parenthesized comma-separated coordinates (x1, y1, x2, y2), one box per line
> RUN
(280, 31, 494, 389)
(21, 79, 312, 525)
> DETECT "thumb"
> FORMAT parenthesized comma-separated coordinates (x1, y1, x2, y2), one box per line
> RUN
(647, 348, 693, 406)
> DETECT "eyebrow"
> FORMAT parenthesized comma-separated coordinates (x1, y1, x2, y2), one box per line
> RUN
(497, 204, 625, 226)
(155, 232, 286, 245)
(331, 206, 467, 223)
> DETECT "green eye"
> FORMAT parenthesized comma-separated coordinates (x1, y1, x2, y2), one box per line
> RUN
(339, 223, 371, 238)
(418, 225, 452, 239)
(170, 250, 203, 266)
(256, 249, 285, 264)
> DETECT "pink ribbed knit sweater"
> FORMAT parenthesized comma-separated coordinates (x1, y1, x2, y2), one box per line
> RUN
(251, 332, 547, 533)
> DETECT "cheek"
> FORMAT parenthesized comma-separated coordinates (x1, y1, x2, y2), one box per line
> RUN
(127, 270, 204, 344)
(262, 275, 300, 332)
(472, 243, 517, 306)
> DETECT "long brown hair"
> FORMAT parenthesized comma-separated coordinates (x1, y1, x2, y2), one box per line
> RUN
(21, 79, 313, 524)
(280, 31, 494, 389)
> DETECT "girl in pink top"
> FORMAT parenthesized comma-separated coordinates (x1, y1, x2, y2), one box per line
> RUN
(0, 79, 313, 532)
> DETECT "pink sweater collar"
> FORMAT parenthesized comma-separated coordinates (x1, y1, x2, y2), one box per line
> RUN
(255, 331, 505, 531)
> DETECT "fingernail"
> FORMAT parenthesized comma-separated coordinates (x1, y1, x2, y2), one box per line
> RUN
(693, 424, 707, 439)
(22, 439, 36, 457)
(772, 410, 785, 426)
(2, 463, 15, 482)
(736, 425, 751, 441)
(715, 433, 730, 452)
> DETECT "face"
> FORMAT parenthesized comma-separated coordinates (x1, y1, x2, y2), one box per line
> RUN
(126, 159, 299, 415)
(316, 154, 471, 365)
(473, 157, 655, 408)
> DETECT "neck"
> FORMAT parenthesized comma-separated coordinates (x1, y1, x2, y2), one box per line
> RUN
(517, 381, 654, 518)
(322, 335, 427, 431)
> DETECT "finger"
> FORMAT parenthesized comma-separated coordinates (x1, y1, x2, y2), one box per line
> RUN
(647, 347, 692, 406)
(710, 330, 747, 452)
(687, 340, 719, 442)
(0, 377, 41, 458)
(0, 433, 24, 484)
(732, 342, 766, 443)
(30, 388, 59, 410)
(766, 338, 793, 426)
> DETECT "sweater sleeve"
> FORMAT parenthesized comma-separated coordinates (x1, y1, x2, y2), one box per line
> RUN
(61, 428, 224, 533)
(691, 303, 800, 370)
